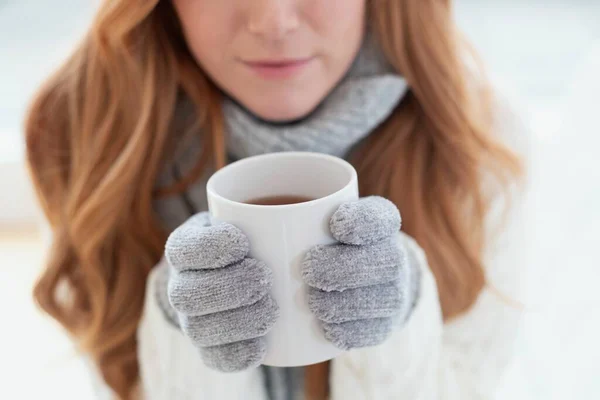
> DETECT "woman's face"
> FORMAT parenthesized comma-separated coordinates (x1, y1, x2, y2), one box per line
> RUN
(172, 0, 366, 122)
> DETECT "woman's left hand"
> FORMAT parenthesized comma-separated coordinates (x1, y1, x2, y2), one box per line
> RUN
(302, 196, 417, 350)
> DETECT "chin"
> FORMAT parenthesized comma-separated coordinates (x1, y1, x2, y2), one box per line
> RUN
(247, 97, 323, 123)
(254, 107, 314, 123)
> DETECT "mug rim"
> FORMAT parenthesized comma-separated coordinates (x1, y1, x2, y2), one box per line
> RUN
(206, 151, 358, 210)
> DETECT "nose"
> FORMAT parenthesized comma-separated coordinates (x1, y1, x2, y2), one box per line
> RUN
(246, 0, 299, 40)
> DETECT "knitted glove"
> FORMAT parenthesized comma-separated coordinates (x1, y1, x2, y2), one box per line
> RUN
(164, 212, 279, 372)
(302, 196, 420, 349)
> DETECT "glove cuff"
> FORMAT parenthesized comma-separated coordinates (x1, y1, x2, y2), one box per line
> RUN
(397, 235, 422, 325)
(153, 259, 181, 329)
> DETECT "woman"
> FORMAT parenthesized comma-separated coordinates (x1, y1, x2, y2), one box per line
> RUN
(25, 0, 531, 399)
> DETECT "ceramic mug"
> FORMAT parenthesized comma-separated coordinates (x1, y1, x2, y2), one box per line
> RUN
(206, 151, 359, 367)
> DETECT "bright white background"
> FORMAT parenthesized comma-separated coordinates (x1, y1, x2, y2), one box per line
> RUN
(1, 0, 599, 398)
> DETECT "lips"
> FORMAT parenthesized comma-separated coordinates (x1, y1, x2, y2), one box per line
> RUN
(242, 57, 314, 79)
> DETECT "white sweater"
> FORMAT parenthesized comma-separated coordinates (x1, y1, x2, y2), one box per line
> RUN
(64, 81, 532, 399)
(130, 91, 533, 400)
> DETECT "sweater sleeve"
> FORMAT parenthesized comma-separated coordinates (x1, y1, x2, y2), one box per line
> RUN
(136, 258, 268, 400)
(330, 89, 533, 400)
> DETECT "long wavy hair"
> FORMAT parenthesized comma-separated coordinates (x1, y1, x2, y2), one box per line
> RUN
(25, 0, 523, 398)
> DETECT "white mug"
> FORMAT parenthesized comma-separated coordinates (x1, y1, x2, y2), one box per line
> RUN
(206, 151, 359, 367)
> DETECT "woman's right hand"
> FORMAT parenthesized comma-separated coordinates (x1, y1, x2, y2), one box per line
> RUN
(164, 212, 279, 372)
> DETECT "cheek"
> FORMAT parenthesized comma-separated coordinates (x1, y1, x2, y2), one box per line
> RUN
(172, 1, 237, 72)
(309, 0, 366, 40)
(306, 0, 366, 84)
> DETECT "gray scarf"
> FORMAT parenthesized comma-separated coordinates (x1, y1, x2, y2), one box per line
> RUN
(155, 36, 408, 235)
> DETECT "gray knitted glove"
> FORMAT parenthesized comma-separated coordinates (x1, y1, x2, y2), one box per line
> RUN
(164, 212, 279, 372)
(302, 196, 419, 350)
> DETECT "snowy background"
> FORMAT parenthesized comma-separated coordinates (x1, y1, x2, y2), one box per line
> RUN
(1, 0, 599, 398)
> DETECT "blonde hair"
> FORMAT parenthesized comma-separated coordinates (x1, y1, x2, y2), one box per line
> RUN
(25, 0, 522, 398)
